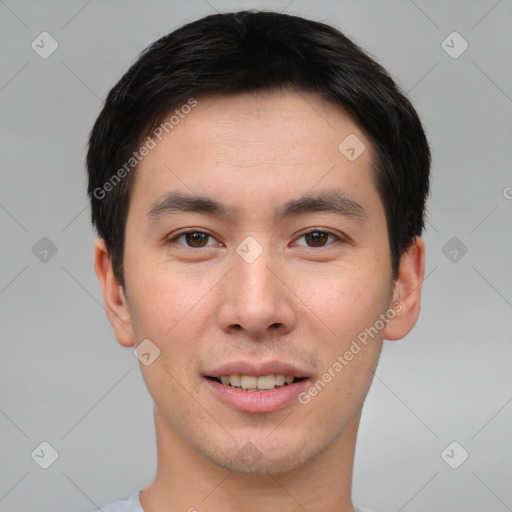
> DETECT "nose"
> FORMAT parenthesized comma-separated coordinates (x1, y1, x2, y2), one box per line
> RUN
(216, 247, 296, 339)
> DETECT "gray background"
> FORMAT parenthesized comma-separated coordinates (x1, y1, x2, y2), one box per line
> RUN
(1, 0, 511, 511)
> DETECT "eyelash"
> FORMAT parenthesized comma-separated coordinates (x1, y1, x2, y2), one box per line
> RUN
(167, 228, 345, 249)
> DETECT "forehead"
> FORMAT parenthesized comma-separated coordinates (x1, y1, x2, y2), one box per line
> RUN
(161, 90, 368, 163)
(129, 90, 382, 224)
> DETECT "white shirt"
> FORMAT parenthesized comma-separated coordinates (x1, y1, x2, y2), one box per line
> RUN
(92, 491, 143, 512)
(92, 491, 371, 512)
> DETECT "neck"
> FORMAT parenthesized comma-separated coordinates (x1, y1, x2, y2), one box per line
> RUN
(140, 407, 359, 512)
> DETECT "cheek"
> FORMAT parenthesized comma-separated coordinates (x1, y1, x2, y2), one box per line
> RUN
(126, 266, 209, 382)
(125, 248, 204, 337)
(294, 261, 391, 341)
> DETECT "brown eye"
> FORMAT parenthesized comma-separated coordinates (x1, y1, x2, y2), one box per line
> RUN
(304, 231, 330, 247)
(184, 232, 210, 247)
(168, 230, 215, 248)
(295, 229, 340, 248)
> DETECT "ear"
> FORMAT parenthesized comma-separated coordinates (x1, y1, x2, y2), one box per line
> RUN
(93, 238, 134, 347)
(383, 236, 425, 341)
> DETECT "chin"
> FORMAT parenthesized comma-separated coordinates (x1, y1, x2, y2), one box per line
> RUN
(209, 449, 310, 475)
(197, 434, 315, 475)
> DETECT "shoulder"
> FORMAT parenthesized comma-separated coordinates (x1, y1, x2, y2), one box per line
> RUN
(89, 491, 143, 512)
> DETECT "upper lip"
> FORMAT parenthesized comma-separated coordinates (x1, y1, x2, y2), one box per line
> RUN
(205, 360, 310, 379)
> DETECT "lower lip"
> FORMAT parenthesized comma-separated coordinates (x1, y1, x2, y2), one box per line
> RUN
(204, 377, 310, 413)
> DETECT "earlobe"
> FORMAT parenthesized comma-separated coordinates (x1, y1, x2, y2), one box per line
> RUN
(383, 236, 425, 341)
(93, 238, 135, 347)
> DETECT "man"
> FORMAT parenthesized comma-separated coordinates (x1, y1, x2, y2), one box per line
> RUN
(87, 9, 430, 512)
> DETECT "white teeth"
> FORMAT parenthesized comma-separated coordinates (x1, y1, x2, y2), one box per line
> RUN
(257, 375, 276, 390)
(217, 374, 298, 391)
(229, 375, 241, 387)
(240, 375, 257, 390)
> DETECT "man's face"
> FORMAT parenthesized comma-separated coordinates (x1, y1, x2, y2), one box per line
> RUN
(120, 91, 397, 473)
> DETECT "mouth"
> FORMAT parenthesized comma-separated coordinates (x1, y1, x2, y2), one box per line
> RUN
(204, 369, 310, 413)
(203, 361, 311, 412)
(206, 374, 308, 391)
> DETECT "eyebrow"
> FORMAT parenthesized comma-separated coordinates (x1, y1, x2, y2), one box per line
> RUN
(147, 189, 367, 225)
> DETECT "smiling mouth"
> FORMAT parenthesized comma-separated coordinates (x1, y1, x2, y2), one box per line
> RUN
(206, 374, 308, 391)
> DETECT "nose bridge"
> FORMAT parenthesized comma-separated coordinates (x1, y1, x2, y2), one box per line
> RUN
(217, 238, 294, 336)
(234, 244, 279, 310)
